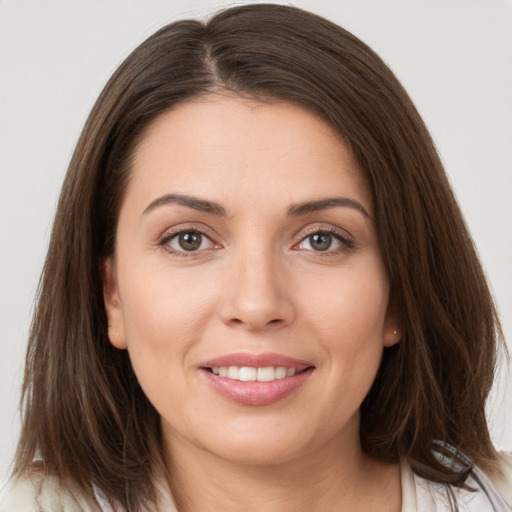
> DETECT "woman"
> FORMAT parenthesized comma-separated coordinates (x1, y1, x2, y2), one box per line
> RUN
(1, 4, 510, 511)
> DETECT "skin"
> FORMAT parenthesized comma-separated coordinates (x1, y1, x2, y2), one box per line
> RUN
(103, 96, 402, 511)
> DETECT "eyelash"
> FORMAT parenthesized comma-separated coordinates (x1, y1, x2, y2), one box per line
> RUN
(294, 226, 355, 256)
(158, 225, 220, 258)
(157, 224, 355, 258)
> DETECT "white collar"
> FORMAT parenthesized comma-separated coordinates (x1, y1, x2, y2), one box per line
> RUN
(95, 456, 511, 512)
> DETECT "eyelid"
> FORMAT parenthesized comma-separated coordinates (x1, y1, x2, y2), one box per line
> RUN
(292, 223, 355, 253)
(157, 223, 222, 255)
(295, 223, 354, 242)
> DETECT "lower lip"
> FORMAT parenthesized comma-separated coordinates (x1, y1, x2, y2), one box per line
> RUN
(201, 368, 313, 406)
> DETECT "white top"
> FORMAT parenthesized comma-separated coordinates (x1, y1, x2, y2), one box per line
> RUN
(1, 453, 511, 511)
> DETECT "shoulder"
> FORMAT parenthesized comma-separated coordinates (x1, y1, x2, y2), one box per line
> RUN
(491, 451, 512, 506)
(0, 472, 102, 512)
(401, 451, 512, 512)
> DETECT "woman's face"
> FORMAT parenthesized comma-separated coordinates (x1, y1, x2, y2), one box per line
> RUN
(103, 96, 400, 465)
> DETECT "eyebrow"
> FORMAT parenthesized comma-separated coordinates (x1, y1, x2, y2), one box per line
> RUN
(142, 193, 226, 216)
(287, 197, 370, 218)
(142, 193, 369, 219)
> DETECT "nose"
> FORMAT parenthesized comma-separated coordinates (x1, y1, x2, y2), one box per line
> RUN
(219, 248, 296, 331)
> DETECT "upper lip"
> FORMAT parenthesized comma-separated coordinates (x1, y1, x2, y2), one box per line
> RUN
(200, 352, 314, 371)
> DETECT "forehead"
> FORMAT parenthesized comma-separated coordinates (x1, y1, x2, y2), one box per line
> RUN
(126, 96, 373, 216)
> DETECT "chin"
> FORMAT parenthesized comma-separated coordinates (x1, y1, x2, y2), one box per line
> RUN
(208, 434, 311, 467)
(195, 413, 343, 467)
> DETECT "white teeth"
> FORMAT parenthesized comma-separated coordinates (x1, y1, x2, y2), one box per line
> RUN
(257, 367, 275, 382)
(275, 367, 287, 379)
(227, 366, 239, 379)
(210, 365, 299, 382)
(239, 367, 257, 382)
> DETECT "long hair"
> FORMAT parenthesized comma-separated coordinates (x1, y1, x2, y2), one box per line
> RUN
(14, 4, 504, 510)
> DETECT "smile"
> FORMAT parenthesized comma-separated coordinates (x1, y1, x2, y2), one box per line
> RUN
(200, 353, 314, 406)
(209, 366, 297, 382)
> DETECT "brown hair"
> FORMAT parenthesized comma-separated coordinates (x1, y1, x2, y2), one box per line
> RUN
(14, 3, 504, 510)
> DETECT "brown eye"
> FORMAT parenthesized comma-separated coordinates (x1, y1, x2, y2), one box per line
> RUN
(309, 233, 332, 251)
(165, 230, 211, 253)
(296, 229, 352, 254)
(178, 232, 202, 251)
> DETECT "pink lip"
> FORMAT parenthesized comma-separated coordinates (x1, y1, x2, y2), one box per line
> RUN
(199, 352, 314, 406)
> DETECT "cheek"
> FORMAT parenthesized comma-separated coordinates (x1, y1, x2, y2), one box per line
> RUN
(116, 259, 219, 398)
(120, 259, 216, 341)
(299, 258, 389, 392)
(303, 259, 389, 341)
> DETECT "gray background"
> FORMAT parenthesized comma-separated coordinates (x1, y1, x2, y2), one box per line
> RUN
(1, 0, 511, 483)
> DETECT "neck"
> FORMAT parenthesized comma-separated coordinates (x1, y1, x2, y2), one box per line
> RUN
(163, 428, 401, 512)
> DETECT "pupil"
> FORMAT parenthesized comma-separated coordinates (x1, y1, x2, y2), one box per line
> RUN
(311, 233, 331, 251)
(179, 232, 201, 251)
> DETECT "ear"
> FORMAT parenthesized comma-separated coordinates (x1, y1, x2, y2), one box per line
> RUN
(101, 257, 127, 350)
(383, 302, 403, 348)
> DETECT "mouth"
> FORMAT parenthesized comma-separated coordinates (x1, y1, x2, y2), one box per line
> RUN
(203, 365, 310, 382)
(199, 353, 315, 406)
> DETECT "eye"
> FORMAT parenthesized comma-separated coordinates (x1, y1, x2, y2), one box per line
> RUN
(299, 232, 341, 252)
(161, 230, 217, 254)
(295, 228, 354, 254)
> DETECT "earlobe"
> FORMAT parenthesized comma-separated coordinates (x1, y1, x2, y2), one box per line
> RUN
(101, 257, 127, 350)
(383, 302, 403, 347)
(384, 326, 402, 347)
